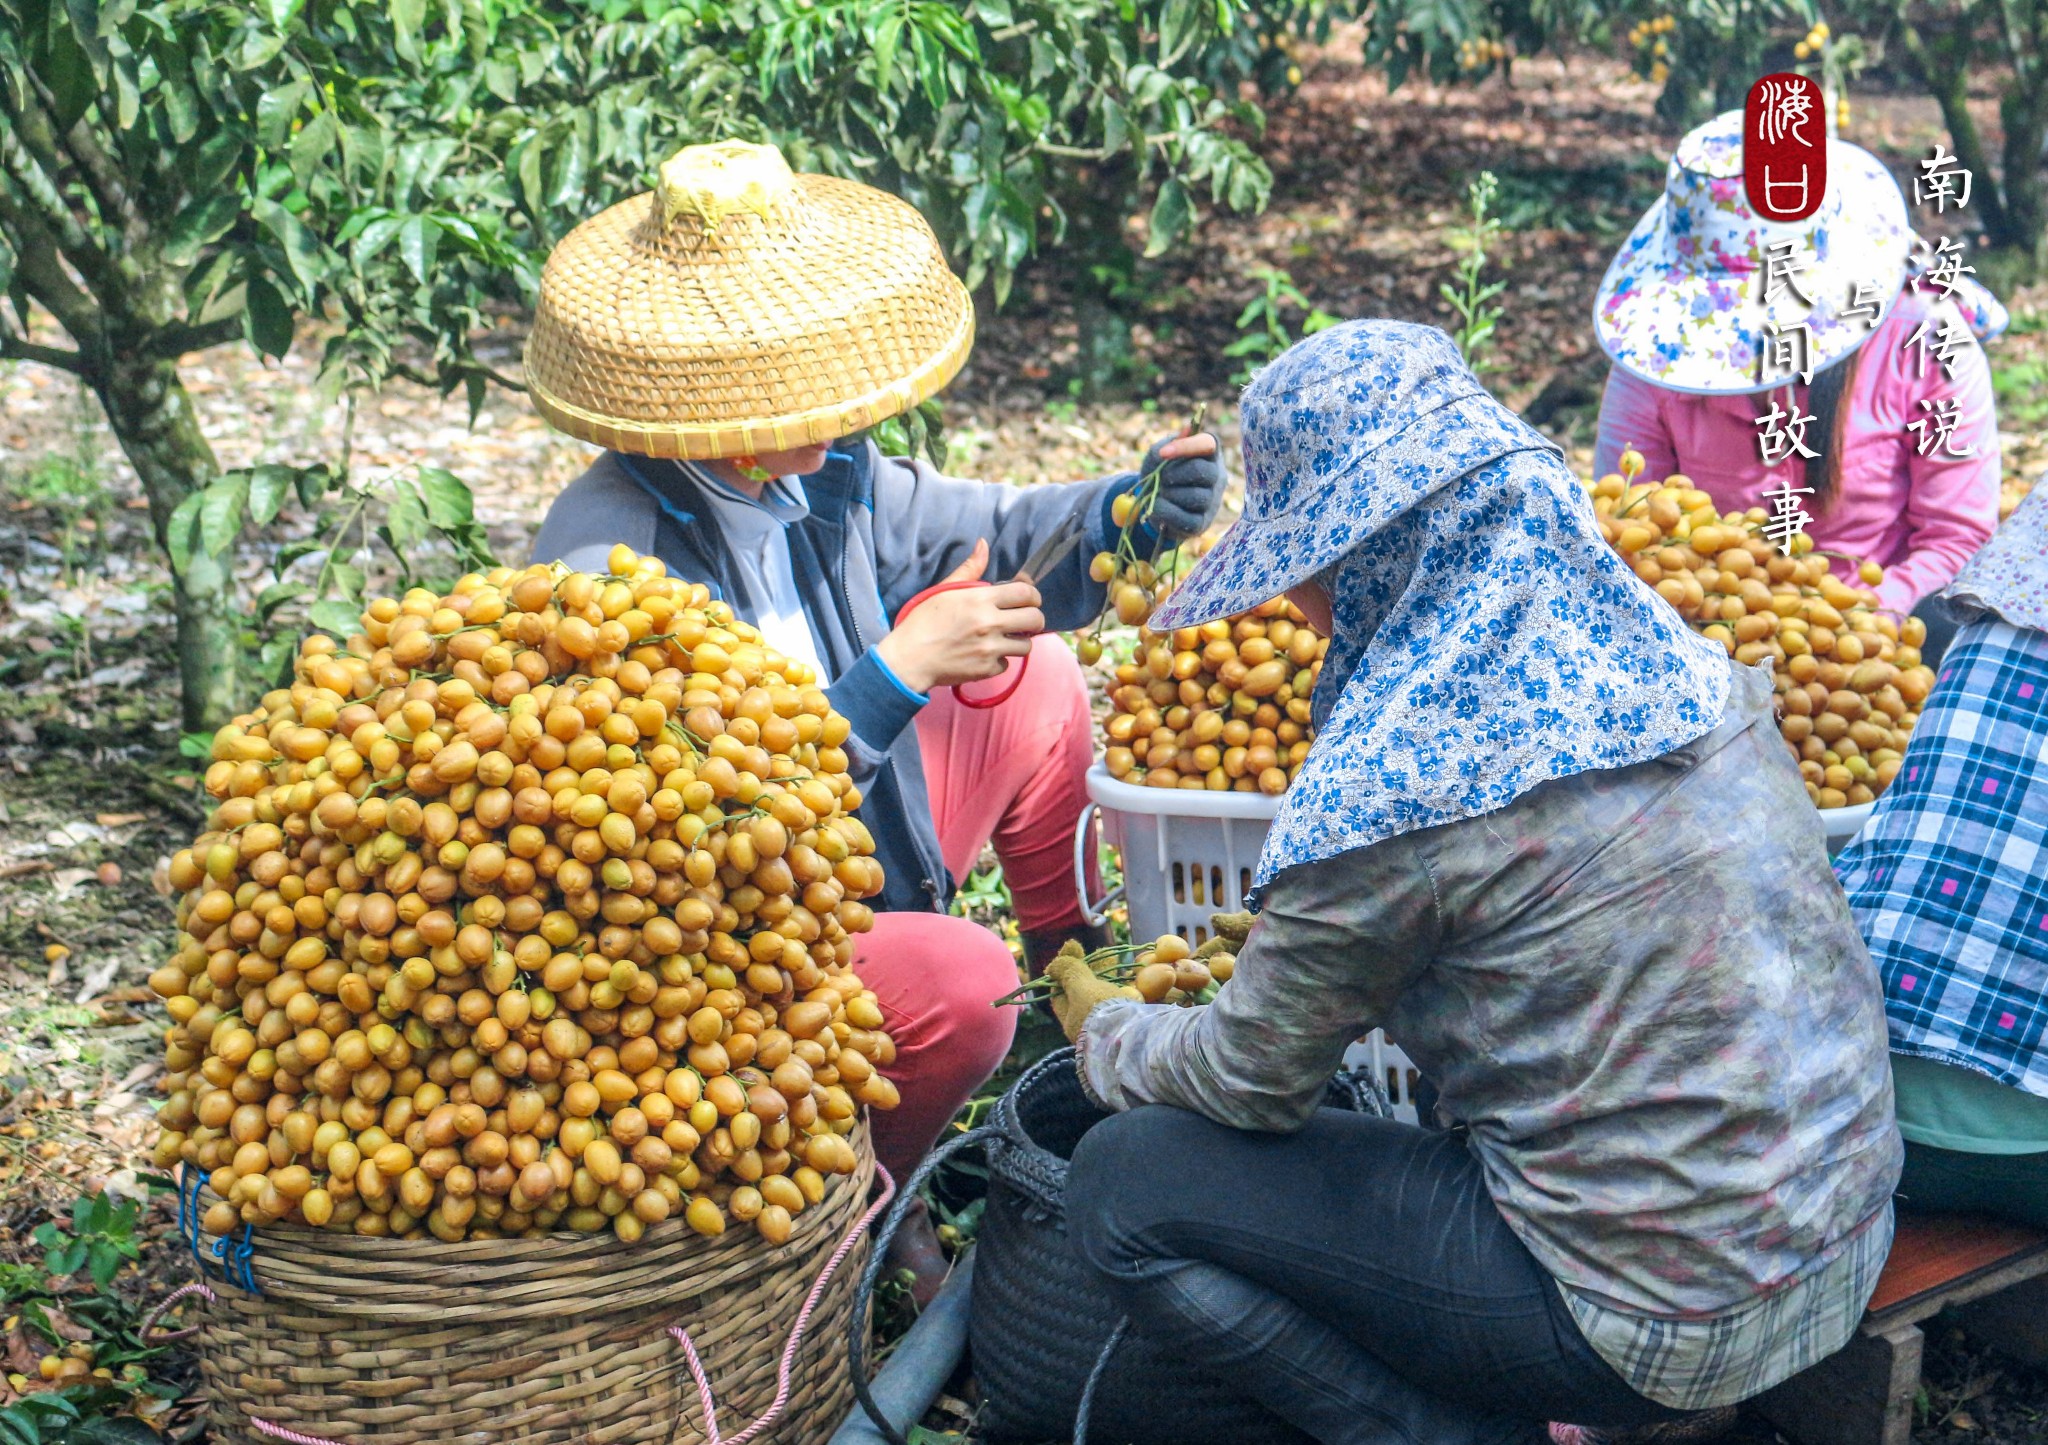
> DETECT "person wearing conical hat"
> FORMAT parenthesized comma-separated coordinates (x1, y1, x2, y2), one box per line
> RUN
(526, 141, 1225, 1287)
(1592, 111, 2003, 666)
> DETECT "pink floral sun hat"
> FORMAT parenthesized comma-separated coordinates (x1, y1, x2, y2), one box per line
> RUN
(1594, 110, 1915, 395)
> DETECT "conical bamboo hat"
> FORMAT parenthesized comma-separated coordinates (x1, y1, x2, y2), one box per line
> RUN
(524, 141, 976, 459)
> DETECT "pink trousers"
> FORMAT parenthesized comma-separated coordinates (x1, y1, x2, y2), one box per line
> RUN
(853, 633, 1100, 1182)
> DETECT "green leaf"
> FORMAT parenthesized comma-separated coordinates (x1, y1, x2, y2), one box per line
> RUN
(178, 730, 215, 760)
(255, 78, 310, 148)
(308, 599, 362, 636)
(244, 274, 294, 359)
(384, 481, 428, 550)
(1158, 0, 1197, 59)
(255, 199, 323, 298)
(331, 559, 369, 596)
(255, 581, 306, 620)
(161, 77, 200, 143)
(873, 9, 906, 87)
(234, 27, 288, 69)
(162, 192, 242, 267)
(165, 491, 204, 574)
(483, 56, 518, 101)
(86, 1247, 118, 1289)
(398, 215, 440, 286)
(391, 0, 427, 63)
(1143, 178, 1190, 258)
(417, 466, 473, 528)
(289, 108, 339, 188)
(200, 472, 249, 556)
(38, 19, 96, 130)
(351, 213, 406, 264)
(248, 464, 296, 525)
(514, 137, 548, 217)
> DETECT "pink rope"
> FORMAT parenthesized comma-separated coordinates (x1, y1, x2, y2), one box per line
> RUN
(140, 1281, 216, 1343)
(669, 1164, 898, 1445)
(252, 1421, 350, 1445)
(225, 1166, 895, 1445)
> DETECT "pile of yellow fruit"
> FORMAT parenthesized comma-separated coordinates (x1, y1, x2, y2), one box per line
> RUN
(1102, 598, 1327, 794)
(151, 545, 897, 1246)
(1588, 464, 1935, 809)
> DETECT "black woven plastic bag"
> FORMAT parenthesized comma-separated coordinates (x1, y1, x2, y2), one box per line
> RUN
(966, 1048, 1389, 1445)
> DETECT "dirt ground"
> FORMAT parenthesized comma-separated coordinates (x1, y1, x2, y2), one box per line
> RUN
(1, 35, 2045, 1444)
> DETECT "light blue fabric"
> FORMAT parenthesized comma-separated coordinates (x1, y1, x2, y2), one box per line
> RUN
(868, 648, 930, 706)
(1152, 320, 1734, 890)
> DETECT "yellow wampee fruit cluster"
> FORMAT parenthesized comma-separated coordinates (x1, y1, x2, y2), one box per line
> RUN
(1046, 915, 1247, 1009)
(153, 545, 897, 1247)
(1589, 465, 1935, 809)
(1103, 598, 1327, 794)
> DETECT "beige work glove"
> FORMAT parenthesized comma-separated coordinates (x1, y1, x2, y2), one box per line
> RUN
(1044, 943, 1122, 1044)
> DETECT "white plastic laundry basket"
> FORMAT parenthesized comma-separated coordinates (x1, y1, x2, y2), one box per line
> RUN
(1076, 764, 1423, 1123)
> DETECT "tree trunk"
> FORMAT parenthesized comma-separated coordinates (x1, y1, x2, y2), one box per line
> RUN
(98, 355, 241, 731)
(1900, 15, 2014, 248)
(1997, 45, 2048, 274)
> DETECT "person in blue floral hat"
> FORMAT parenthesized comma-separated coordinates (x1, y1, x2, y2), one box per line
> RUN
(1046, 320, 1902, 1445)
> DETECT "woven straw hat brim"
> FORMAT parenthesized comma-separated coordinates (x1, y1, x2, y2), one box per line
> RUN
(525, 174, 975, 459)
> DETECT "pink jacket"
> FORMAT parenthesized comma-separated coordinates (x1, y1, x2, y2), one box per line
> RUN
(1593, 290, 2002, 615)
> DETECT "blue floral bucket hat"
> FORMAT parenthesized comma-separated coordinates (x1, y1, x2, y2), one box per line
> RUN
(1594, 111, 1916, 395)
(1150, 319, 1561, 632)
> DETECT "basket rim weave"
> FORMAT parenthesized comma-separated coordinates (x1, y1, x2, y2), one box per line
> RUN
(193, 1122, 875, 1322)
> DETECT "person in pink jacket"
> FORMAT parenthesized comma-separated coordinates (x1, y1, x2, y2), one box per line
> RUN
(1592, 112, 2005, 658)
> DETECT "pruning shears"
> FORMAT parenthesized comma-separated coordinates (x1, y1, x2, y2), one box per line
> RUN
(890, 511, 1092, 711)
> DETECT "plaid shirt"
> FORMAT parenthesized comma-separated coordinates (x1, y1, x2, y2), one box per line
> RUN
(1835, 619, 2048, 1098)
(1561, 1207, 1892, 1412)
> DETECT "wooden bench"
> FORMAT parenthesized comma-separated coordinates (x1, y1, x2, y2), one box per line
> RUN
(1754, 1214, 2048, 1445)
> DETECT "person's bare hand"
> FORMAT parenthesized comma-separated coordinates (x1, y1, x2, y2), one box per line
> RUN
(877, 540, 1045, 694)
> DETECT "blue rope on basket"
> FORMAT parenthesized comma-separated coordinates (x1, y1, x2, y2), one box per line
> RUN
(177, 1165, 262, 1295)
(177, 1166, 213, 1284)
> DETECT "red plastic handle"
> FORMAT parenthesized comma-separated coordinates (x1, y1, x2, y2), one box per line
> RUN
(891, 579, 1032, 710)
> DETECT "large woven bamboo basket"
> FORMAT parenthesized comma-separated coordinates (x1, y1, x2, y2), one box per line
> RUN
(183, 1127, 875, 1445)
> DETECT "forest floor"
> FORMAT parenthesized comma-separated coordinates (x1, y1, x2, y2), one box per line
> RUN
(0, 36, 2044, 1445)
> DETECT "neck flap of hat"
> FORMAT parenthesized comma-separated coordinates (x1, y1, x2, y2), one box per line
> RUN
(1250, 332, 1733, 894)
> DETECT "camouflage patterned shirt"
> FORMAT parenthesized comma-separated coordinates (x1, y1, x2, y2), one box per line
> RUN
(1079, 660, 1902, 1408)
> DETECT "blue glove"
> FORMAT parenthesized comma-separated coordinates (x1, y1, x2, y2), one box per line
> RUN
(1130, 432, 1226, 542)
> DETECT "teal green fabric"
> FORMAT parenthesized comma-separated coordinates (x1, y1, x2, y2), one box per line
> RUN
(1897, 1142, 2048, 1232)
(1892, 1054, 2048, 1156)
